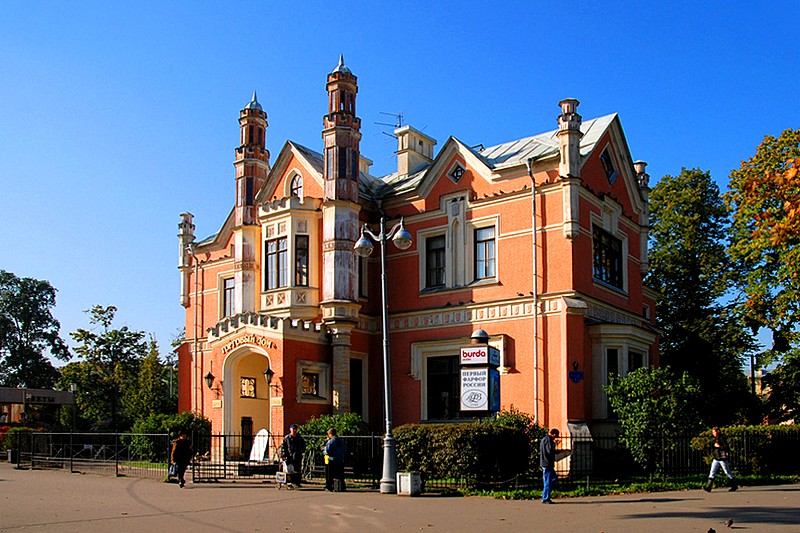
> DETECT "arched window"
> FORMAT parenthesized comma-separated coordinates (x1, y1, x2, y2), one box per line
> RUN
(290, 174, 303, 201)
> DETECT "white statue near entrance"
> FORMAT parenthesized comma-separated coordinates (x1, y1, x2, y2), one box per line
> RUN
(249, 429, 271, 462)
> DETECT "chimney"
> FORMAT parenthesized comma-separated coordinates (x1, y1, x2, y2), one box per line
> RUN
(557, 98, 582, 178)
(395, 125, 437, 175)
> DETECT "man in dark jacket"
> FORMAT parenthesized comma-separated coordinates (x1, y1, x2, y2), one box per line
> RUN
(323, 428, 347, 492)
(704, 427, 738, 492)
(280, 423, 306, 487)
(539, 428, 559, 503)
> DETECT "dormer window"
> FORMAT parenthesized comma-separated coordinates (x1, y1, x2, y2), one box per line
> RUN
(600, 148, 619, 185)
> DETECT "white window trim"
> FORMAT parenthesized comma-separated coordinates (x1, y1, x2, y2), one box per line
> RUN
(417, 227, 448, 291)
(589, 324, 654, 419)
(467, 216, 500, 284)
(218, 273, 236, 319)
(590, 204, 629, 295)
(296, 360, 331, 404)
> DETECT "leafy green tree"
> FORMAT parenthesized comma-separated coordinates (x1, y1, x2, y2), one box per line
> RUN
(0, 271, 69, 387)
(69, 305, 147, 430)
(605, 367, 703, 473)
(726, 129, 800, 421)
(125, 336, 175, 418)
(647, 168, 754, 423)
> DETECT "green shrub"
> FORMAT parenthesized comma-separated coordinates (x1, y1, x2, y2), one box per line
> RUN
(0, 427, 33, 452)
(482, 407, 546, 479)
(299, 412, 367, 450)
(394, 422, 529, 489)
(127, 412, 211, 461)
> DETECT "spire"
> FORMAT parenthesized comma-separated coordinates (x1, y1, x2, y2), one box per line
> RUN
(244, 90, 263, 111)
(331, 54, 352, 75)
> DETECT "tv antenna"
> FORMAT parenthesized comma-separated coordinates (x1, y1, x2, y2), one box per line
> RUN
(375, 112, 404, 140)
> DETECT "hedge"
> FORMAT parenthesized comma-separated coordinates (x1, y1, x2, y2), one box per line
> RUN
(394, 422, 530, 489)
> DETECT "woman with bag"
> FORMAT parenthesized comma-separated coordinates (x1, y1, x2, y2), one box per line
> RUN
(280, 423, 306, 487)
(171, 430, 193, 488)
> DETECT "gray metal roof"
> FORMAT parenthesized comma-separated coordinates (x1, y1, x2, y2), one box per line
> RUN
(244, 90, 263, 112)
(331, 54, 352, 75)
(477, 113, 617, 169)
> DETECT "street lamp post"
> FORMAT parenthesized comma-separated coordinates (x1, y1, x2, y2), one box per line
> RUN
(354, 216, 412, 494)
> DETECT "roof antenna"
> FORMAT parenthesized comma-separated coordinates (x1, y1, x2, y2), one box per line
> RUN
(375, 112, 404, 140)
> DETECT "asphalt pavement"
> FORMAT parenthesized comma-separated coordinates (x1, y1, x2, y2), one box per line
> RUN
(1, 462, 799, 532)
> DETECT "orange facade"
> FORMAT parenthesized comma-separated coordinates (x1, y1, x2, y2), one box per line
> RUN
(177, 60, 657, 443)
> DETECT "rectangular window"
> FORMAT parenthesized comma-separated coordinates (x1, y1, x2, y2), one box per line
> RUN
(351, 150, 359, 181)
(245, 177, 254, 206)
(326, 147, 334, 179)
(266, 237, 288, 290)
(475, 226, 496, 280)
(426, 235, 446, 288)
(295, 235, 309, 287)
(223, 278, 235, 317)
(301, 372, 319, 396)
(593, 226, 623, 289)
(606, 348, 619, 419)
(628, 351, 644, 372)
(338, 147, 347, 179)
(426, 355, 459, 420)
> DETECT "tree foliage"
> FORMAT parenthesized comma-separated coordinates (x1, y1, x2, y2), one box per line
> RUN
(605, 367, 703, 473)
(726, 129, 800, 421)
(0, 270, 69, 388)
(68, 305, 147, 430)
(647, 168, 754, 423)
(125, 337, 176, 418)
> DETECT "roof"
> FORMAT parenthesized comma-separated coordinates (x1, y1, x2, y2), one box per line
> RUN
(369, 113, 618, 199)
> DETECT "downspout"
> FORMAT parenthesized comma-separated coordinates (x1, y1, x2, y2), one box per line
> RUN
(527, 158, 539, 425)
(190, 244, 200, 416)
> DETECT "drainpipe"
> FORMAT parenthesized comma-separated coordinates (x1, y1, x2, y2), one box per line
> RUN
(527, 158, 540, 425)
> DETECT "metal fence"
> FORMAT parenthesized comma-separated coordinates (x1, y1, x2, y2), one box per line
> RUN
(191, 433, 382, 486)
(7, 431, 171, 479)
(7, 429, 799, 491)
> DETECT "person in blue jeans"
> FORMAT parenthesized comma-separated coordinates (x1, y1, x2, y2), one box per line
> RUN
(539, 428, 560, 503)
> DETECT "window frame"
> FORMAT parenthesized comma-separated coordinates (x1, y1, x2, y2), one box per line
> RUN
(592, 225, 623, 289)
(425, 234, 446, 289)
(265, 236, 289, 290)
(222, 277, 235, 317)
(295, 234, 309, 287)
(474, 226, 496, 281)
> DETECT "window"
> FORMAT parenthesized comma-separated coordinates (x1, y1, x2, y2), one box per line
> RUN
(593, 226, 623, 289)
(266, 237, 288, 290)
(326, 147, 334, 179)
(290, 175, 303, 199)
(600, 148, 619, 185)
(351, 150, 359, 181)
(338, 147, 347, 179)
(295, 235, 309, 287)
(449, 163, 465, 183)
(606, 348, 619, 418)
(245, 177, 254, 206)
(301, 372, 319, 396)
(628, 351, 644, 372)
(475, 226, 496, 280)
(222, 278, 235, 317)
(240, 377, 256, 398)
(426, 355, 460, 420)
(426, 235, 446, 288)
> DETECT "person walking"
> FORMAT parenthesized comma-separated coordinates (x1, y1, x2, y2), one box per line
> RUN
(170, 430, 193, 488)
(280, 423, 306, 488)
(539, 428, 559, 503)
(322, 428, 346, 492)
(704, 426, 738, 492)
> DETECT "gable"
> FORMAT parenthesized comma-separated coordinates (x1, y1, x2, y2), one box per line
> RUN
(256, 141, 324, 204)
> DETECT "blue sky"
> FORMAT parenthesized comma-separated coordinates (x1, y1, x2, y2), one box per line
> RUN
(1, 2, 797, 360)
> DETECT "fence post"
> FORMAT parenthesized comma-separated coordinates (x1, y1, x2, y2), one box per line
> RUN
(70, 431, 74, 473)
(115, 433, 119, 477)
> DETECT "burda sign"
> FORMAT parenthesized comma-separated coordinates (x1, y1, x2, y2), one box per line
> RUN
(460, 346, 500, 367)
(460, 367, 501, 412)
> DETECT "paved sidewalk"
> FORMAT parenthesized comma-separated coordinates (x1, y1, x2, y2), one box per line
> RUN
(1, 463, 799, 532)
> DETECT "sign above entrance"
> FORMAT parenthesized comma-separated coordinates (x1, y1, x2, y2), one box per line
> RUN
(460, 346, 500, 367)
(221, 334, 277, 355)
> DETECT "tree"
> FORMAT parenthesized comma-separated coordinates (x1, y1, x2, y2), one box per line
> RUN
(69, 305, 147, 430)
(647, 168, 754, 423)
(125, 336, 175, 418)
(605, 367, 703, 473)
(726, 129, 800, 421)
(0, 270, 69, 388)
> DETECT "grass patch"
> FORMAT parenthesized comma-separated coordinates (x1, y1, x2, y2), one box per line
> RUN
(461, 474, 800, 500)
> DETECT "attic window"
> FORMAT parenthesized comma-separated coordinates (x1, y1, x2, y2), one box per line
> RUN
(449, 163, 465, 183)
(600, 148, 619, 185)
